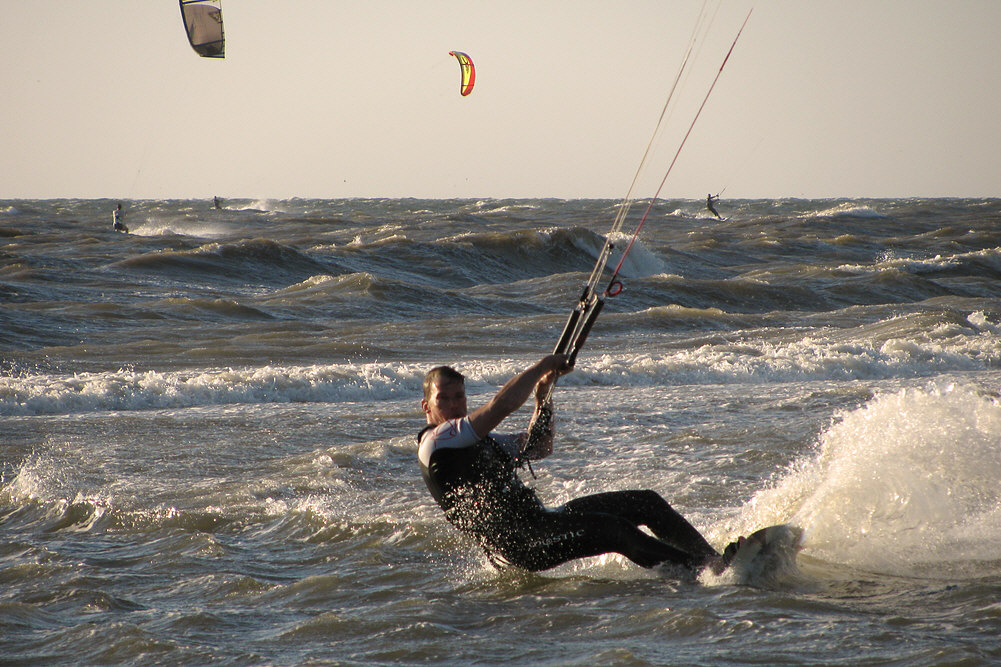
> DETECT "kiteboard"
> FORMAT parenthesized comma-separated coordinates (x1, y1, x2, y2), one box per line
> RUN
(719, 524, 802, 585)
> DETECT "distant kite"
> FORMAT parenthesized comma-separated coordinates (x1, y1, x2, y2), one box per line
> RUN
(179, 0, 225, 58)
(448, 51, 475, 96)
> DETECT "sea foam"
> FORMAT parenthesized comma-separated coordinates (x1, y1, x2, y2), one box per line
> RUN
(739, 382, 1001, 578)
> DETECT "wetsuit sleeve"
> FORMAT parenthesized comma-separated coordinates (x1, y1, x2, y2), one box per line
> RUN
(419, 417, 520, 466)
(418, 417, 480, 467)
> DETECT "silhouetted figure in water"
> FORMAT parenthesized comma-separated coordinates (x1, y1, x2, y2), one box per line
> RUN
(706, 194, 722, 220)
(112, 203, 128, 233)
(214, 196, 223, 210)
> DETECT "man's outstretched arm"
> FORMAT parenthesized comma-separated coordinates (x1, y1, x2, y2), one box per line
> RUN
(467, 354, 570, 439)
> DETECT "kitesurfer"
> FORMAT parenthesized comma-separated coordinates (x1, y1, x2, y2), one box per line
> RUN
(706, 193, 722, 220)
(112, 203, 128, 233)
(417, 355, 737, 575)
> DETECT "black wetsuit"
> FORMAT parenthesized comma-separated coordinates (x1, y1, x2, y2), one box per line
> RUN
(418, 418, 718, 571)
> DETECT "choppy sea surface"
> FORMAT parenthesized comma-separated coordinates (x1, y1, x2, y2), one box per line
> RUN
(2, 197, 1000, 665)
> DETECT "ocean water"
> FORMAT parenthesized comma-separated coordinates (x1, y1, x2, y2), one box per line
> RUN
(2, 197, 1000, 665)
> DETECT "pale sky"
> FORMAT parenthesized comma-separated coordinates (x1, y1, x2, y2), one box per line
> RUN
(3, 1, 1000, 200)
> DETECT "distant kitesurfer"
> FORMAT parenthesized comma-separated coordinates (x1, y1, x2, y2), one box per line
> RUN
(213, 196, 222, 210)
(112, 203, 128, 233)
(707, 193, 722, 220)
(417, 355, 739, 575)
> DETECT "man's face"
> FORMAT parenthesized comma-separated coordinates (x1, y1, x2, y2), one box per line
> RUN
(422, 378, 468, 425)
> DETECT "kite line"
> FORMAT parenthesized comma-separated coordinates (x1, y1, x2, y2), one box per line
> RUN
(551, 8, 753, 372)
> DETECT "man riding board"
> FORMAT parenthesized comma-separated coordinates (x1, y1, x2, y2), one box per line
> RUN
(417, 354, 737, 574)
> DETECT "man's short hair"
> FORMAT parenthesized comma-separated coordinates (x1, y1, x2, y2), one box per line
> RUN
(423, 365, 464, 401)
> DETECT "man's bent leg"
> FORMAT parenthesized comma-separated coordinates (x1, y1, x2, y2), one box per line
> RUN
(489, 509, 697, 571)
(561, 490, 718, 560)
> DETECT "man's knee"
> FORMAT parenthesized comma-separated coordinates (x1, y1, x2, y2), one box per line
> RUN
(624, 489, 672, 510)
